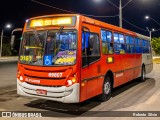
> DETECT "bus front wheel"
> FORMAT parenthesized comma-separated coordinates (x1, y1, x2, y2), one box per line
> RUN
(98, 76, 111, 102)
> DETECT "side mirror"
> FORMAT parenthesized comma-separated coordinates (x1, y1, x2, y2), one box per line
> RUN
(10, 35, 15, 50)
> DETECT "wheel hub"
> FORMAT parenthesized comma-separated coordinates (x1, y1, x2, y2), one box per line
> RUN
(104, 82, 110, 95)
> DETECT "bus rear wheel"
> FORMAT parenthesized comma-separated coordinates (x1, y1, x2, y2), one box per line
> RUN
(139, 66, 146, 82)
(98, 76, 111, 102)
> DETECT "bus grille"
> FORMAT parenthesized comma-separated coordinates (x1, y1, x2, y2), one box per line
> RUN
(24, 74, 66, 80)
(26, 82, 62, 87)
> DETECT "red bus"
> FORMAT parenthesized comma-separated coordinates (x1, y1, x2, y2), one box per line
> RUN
(17, 14, 153, 103)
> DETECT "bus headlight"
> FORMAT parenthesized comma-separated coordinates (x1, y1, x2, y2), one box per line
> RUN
(65, 77, 77, 87)
(20, 76, 23, 81)
(66, 80, 72, 86)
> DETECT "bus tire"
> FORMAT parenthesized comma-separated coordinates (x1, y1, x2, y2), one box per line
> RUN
(98, 76, 111, 102)
(140, 65, 146, 82)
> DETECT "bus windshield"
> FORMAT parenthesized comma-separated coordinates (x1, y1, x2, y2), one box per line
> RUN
(19, 29, 77, 66)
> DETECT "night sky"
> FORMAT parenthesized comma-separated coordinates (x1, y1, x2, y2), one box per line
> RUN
(1, 0, 160, 37)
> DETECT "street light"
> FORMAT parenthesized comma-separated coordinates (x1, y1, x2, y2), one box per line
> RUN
(6, 24, 11, 29)
(145, 15, 160, 26)
(146, 27, 155, 41)
(145, 16, 149, 20)
(152, 28, 155, 32)
(145, 15, 160, 40)
(0, 24, 12, 57)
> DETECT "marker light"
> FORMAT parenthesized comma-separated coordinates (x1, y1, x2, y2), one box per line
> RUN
(107, 57, 113, 63)
(81, 83, 85, 87)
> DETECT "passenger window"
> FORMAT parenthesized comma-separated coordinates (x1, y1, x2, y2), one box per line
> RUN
(114, 33, 125, 54)
(135, 38, 142, 53)
(126, 36, 135, 54)
(101, 30, 113, 54)
(142, 40, 150, 53)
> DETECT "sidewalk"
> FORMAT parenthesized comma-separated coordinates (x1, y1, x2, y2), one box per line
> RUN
(153, 56, 160, 59)
(0, 56, 18, 62)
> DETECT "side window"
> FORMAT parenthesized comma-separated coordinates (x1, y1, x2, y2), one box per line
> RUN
(147, 41, 151, 53)
(126, 36, 135, 53)
(101, 30, 113, 54)
(82, 31, 100, 67)
(89, 34, 100, 56)
(135, 38, 142, 53)
(82, 32, 90, 55)
(114, 33, 125, 54)
(142, 40, 150, 53)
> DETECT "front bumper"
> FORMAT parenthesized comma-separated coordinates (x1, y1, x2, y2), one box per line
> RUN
(17, 79, 80, 103)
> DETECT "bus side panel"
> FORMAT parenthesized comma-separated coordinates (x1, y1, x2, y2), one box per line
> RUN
(111, 54, 123, 88)
(134, 67, 141, 79)
(86, 79, 98, 99)
(121, 54, 135, 83)
(123, 69, 134, 82)
(114, 75, 124, 88)
(134, 54, 142, 78)
(97, 77, 104, 95)
(142, 54, 153, 74)
(80, 81, 87, 102)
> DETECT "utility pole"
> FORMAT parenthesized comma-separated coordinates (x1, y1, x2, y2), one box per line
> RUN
(0, 29, 4, 57)
(119, 0, 122, 28)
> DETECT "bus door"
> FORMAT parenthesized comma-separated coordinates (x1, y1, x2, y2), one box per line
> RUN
(80, 23, 102, 101)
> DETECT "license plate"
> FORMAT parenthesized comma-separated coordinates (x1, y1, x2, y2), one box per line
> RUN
(36, 89, 47, 95)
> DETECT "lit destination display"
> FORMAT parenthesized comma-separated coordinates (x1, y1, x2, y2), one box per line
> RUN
(29, 17, 73, 27)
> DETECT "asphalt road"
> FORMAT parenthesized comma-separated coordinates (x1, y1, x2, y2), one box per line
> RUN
(0, 61, 160, 119)
(0, 61, 17, 88)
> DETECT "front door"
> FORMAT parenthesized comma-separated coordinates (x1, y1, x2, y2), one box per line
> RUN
(80, 23, 102, 101)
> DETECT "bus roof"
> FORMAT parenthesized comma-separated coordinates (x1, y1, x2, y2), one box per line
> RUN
(27, 14, 150, 40)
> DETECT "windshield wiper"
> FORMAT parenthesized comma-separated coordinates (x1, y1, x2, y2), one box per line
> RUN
(57, 26, 64, 35)
(51, 26, 64, 54)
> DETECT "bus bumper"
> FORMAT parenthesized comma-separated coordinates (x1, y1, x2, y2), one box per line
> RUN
(17, 79, 80, 103)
